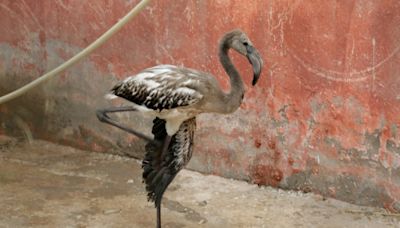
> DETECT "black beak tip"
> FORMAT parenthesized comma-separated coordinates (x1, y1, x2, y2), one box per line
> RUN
(252, 78, 257, 86)
(252, 72, 261, 86)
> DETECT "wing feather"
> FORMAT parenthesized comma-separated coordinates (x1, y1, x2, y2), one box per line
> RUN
(111, 65, 203, 111)
(142, 117, 196, 207)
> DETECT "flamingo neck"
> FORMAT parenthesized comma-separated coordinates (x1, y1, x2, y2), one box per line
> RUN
(218, 37, 245, 113)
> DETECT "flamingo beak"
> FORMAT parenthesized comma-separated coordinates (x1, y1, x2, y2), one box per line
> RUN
(246, 45, 263, 86)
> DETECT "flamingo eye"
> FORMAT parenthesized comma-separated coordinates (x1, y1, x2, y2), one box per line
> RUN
(243, 42, 249, 46)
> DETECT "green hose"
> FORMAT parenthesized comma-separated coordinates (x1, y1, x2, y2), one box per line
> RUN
(0, 0, 152, 105)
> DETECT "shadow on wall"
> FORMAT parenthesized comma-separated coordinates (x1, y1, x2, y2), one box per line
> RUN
(0, 70, 149, 159)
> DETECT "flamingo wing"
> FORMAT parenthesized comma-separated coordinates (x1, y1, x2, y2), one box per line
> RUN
(110, 65, 204, 111)
(142, 116, 196, 207)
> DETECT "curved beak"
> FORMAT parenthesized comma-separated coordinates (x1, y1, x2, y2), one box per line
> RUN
(246, 45, 263, 86)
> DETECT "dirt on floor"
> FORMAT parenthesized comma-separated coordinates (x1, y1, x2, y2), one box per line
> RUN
(0, 137, 399, 228)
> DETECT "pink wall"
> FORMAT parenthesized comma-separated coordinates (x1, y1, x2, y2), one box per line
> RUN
(1, 0, 400, 212)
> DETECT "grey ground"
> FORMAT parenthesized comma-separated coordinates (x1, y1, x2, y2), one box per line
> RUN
(0, 137, 399, 228)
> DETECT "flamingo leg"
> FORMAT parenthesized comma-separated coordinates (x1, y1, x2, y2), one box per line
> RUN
(155, 135, 172, 228)
(97, 107, 173, 228)
(157, 204, 161, 228)
(96, 106, 161, 146)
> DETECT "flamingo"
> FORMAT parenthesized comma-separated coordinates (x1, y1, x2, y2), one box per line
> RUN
(96, 29, 263, 228)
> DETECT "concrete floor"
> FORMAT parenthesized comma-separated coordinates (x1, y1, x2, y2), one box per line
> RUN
(0, 137, 399, 228)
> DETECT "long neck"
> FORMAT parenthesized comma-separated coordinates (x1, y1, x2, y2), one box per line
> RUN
(218, 38, 245, 113)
